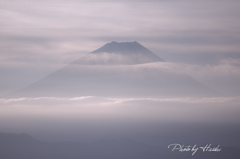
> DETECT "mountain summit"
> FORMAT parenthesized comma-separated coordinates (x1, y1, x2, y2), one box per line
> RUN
(92, 41, 163, 60)
(73, 41, 164, 65)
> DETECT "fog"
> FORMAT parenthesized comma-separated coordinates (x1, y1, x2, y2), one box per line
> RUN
(0, 96, 239, 145)
(1, 0, 240, 157)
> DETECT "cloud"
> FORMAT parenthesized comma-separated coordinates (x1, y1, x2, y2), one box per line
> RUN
(1, 60, 240, 97)
(1, 0, 240, 63)
(68, 60, 240, 79)
(1, 96, 240, 105)
(0, 96, 93, 103)
(1, 96, 240, 126)
(106, 96, 240, 104)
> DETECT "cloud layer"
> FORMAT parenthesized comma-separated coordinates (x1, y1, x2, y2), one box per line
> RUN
(1, 96, 240, 141)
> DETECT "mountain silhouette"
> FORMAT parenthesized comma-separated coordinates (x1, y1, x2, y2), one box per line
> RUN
(72, 41, 164, 65)
(9, 41, 219, 98)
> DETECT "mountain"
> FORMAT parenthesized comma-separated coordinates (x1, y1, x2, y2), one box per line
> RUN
(72, 41, 164, 65)
(8, 41, 220, 98)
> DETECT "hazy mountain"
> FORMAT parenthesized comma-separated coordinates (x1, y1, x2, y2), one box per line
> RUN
(72, 41, 164, 65)
(9, 41, 220, 98)
(1, 132, 239, 159)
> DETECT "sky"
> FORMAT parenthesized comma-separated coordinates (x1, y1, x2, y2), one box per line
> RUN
(0, 0, 240, 148)
(1, 0, 240, 96)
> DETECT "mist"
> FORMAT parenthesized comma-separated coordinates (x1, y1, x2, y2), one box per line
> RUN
(0, 96, 239, 144)
(1, 0, 240, 158)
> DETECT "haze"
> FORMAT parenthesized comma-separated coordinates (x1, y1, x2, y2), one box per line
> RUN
(0, 0, 240, 158)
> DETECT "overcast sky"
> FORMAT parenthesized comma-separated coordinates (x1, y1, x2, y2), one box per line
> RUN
(0, 0, 240, 95)
(1, 1, 240, 146)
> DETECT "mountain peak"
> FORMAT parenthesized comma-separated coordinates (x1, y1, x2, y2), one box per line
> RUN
(110, 41, 139, 44)
(89, 41, 164, 63)
(92, 41, 147, 54)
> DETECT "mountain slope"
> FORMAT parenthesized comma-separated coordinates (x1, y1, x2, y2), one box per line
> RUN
(8, 41, 220, 98)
